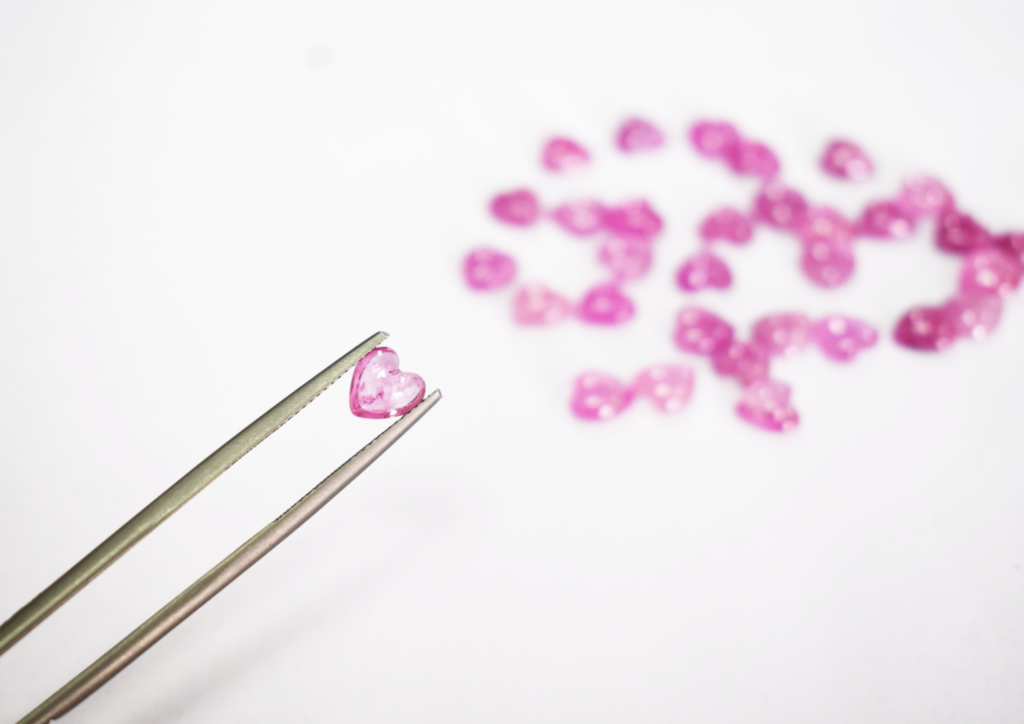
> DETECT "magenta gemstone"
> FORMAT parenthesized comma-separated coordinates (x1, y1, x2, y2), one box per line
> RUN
(700, 207, 753, 244)
(512, 283, 572, 326)
(551, 199, 606, 237)
(490, 189, 540, 226)
(936, 210, 992, 254)
(570, 371, 634, 421)
(736, 379, 799, 433)
(675, 250, 732, 292)
(463, 247, 517, 290)
(711, 341, 770, 386)
(633, 364, 695, 413)
(752, 313, 811, 357)
(810, 316, 878, 361)
(542, 137, 590, 173)
(617, 117, 665, 153)
(754, 182, 808, 231)
(725, 140, 780, 178)
(349, 347, 426, 419)
(820, 140, 874, 181)
(856, 200, 916, 240)
(943, 293, 1002, 341)
(799, 207, 854, 246)
(578, 283, 636, 325)
(900, 175, 955, 218)
(603, 199, 664, 242)
(995, 232, 1024, 261)
(673, 307, 735, 356)
(893, 306, 957, 352)
(801, 237, 855, 288)
(959, 247, 1022, 297)
(689, 120, 740, 158)
(598, 237, 653, 281)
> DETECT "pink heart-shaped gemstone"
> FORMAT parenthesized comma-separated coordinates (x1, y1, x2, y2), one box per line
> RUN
(512, 283, 571, 326)
(570, 372, 634, 421)
(810, 315, 878, 362)
(350, 347, 426, 419)
(598, 237, 653, 281)
(699, 207, 753, 244)
(856, 200, 916, 240)
(577, 283, 635, 325)
(893, 306, 957, 352)
(943, 293, 1002, 341)
(959, 247, 1022, 297)
(820, 140, 874, 181)
(633, 364, 694, 413)
(754, 182, 808, 231)
(801, 236, 856, 288)
(603, 199, 664, 242)
(900, 175, 955, 218)
(752, 313, 811, 357)
(711, 341, 770, 385)
(675, 250, 732, 292)
(799, 207, 854, 246)
(689, 120, 740, 158)
(551, 199, 606, 237)
(490, 189, 539, 226)
(936, 211, 992, 254)
(673, 307, 735, 356)
(616, 117, 665, 153)
(542, 137, 590, 172)
(736, 379, 799, 433)
(725, 140, 780, 178)
(463, 247, 516, 291)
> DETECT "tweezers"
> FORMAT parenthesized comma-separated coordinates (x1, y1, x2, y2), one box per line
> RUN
(0, 331, 441, 724)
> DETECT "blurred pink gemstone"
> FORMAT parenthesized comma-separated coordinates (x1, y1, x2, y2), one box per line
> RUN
(570, 372, 634, 421)
(995, 232, 1024, 260)
(542, 137, 590, 172)
(893, 306, 956, 352)
(959, 247, 1022, 297)
(578, 283, 635, 325)
(490, 189, 539, 226)
(700, 207, 753, 244)
(810, 315, 878, 361)
(752, 313, 811, 357)
(463, 247, 517, 290)
(633, 364, 694, 413)
(801, 237, 855, 288)
(900, 175, 955, 218)
(604, 199, 663, 242)
(936, 210, 992, 254)
(598, 237, 653, 281)
(551, 199, 606, 237)
(725, 140, 780, 178)
(857, 200, 916, 239)
(512, 283, 571, 325)
(689, 120, 740, 158)
(820, 140, 874, 181)
(736, 379, 799, 433)
(711, 341, 769, 385)
(675, 250, 732, 292)
(673, 307, 735, 355)
(754, 182, 808, 231)
(799, 207, 854, 246)
(617, 117, 665, 153)
(943, 293, 1002, 341)
(350, 347, 426, 419)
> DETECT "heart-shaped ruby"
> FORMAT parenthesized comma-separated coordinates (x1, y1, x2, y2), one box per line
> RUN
(699, 207, 752, 244)
(810, 315, 878, 361)
(736, 379, 799, 433)
(512, 283, 571, 326)
(350, 347, 426, 419)
(675, 250, 732, 292)
(633, 364, 694, 413)
(616, 117, 665, 153)
(820, 140, 874, 181)
(490, 188, 539, 226)
(577, 283, 636, 325)
(570, 372, 634, 421)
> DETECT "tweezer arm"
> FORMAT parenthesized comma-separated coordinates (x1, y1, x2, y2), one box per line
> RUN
(17, 389, 441, 724)
(0, 331, 388, 658)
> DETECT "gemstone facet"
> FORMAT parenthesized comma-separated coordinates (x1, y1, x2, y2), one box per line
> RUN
(633, 364, 695, 413)
(675, 250, 732, 292)
(736, 379, 799, 433)
(810, 316, 878, 361)
(570, 372, 634, 421)
(490, 189, 540, 226)
(350, 347, 426, 419)
(578, 283, 636, 325)
(673, 307, 735, 355)
(617, 117, 665, 153)
(512, 283, 572, 325)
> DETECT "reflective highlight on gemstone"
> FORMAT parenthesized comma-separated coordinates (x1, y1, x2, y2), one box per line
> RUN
(633, 364, 694, 413)
(463, 247, 516, 291)
(736, 379, 799, 433)
(350, 347, 426, 419)
(570, 371, 634, 421)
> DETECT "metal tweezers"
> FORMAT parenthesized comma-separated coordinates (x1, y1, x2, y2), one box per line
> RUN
(0, 332, 441, 723)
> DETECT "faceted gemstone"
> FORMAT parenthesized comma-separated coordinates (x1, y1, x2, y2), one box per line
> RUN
(820, 139, 874, 181)
(512, 283, 571, 325)
(959, 247, 1022, 297)
(617, 117, 665, 153)
(542, 137, 591, 172)
(725, 140, 780, 178)
(943, 293, 1002, 341)
(893, 306, 957, 352)
(490, 189, 540, 226)
(349, 347, 426, 419)
(801, 236, 855, 288)
(603, 199, 664, 242)
(810, 315, 878, 361)
(856, 200, 915, 240)
(711, 341, 769, 385)
(935, 210, 992, 254)
(577, 283, 635, 325)
(736, 379, 799, 433)
(673, 307, 735, 356)
(799, 207, 854, 246)
(598, 237, 653, 281)
(633, 364, 694, 413)
(900, 175, 955, 218)
(570, 372, 634, 421)
(699, 207, 753, 244)
(551, 199, 606, 237)
(689, 120, 740, 158)
(751, 313, 811, 357)
(753, 182, 808, 231)
(675, 250, 732, 292)
(995, 232, 1024, 261)
(463, 247, 517, 290)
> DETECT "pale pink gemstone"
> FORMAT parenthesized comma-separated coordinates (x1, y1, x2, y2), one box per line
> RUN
(799, 207, 854, 246)
(689, 121, 740, 158)
(463, 247, 517, 291)
(570, 371, 634, 421)
(754, 182, 808, 231)
(673, 307, 735, 356)
(551, 199, 606, 237)
(751, 313, 811, 357)
(856, 200, 916, 239)
(542, 137, 590, 172)
(675, 250, 732, 292)
(633, 364, 695, 413)
(943, 293, 1003, 341)
(736, 379, 799, 433)
(711, 341, 769, 385)
(490, 189, 539, 226)
(900, 175, 955, 218)
(959, 247, 1022, 297)
(577, 283, 635, 325)
(512, 283, 571, 325)
(810, 315, 878, 362)
(349, 347, 426, 419)
(699, 207, 753, 244)
(603, 199, 664, 242)
(617, 117, 665, 153)
(820, 140, 874, 181)
(598, 237, 653, 281)
(801, 236, 855, 288)
(893, 306, 956, 352)
(995, 232, 1024, 261)
(936, 210, 992, 254)
(725, 140, 780, 178)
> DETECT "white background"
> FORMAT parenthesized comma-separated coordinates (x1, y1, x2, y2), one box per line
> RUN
(1, 1, 1023, 722)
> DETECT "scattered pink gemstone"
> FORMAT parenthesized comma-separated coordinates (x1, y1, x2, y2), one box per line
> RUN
(699, 207, 753, 244)
(935, 210, 992, 254)
(673, 307, 735, 356)
(490, 189, 540, 226)
(752, 313, 811, 357)
(512, 283, 572, 326)
(633, 364, 695, 413)
(801, 236, 855, 288)
(856, 200, 916, 240)
(943, 293, 1003, 341)
(542, 137, 590, 173)
(577, 283, 636, 325)
(820, 140, 874, 181)
(689, 120, 740, 158)
(598, 237, 653, 281)
(464, 247, 517, 291)
(736, 379, 799, 433)
(617, 117, 665, 153)
(753, 182, 808, 231)
(810, 316, 878, 361)
(675, 250, 732, 292)
(570, 371, 634, 421)
(799, 207, 854, 246)
(349, 347, 426, 419)
(711, 341, 770, 386)
(959, 247, 1022, 297)
(725, 140, 780, 178)
(551, 199, 606, 237)
(893, 306, 957, 352)
(994, 232, 1024, 261)
(603, 199, 664, 242)
(900, 175, 955, 218)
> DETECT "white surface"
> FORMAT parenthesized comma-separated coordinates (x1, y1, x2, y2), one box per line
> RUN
(1, 1, 1023, 721)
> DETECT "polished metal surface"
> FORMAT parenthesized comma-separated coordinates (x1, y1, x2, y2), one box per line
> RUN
(0, 331, 388, 657)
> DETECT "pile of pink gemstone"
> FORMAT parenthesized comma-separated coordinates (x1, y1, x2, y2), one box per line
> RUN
(462, 118, 1022, 432)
